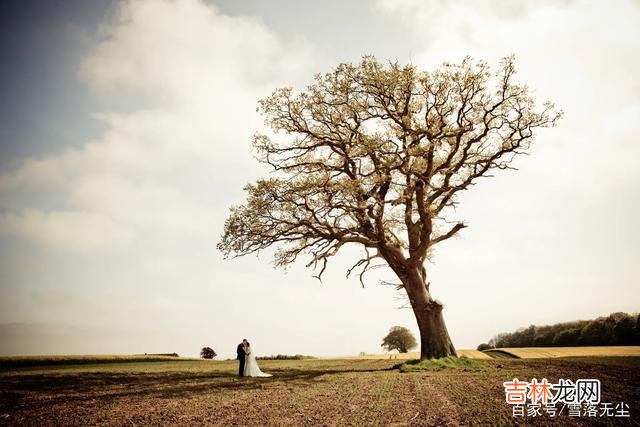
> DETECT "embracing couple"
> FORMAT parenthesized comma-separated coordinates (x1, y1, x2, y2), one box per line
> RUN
(236, 339, 272, 377)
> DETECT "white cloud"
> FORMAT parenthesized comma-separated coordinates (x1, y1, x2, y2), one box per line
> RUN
(0, 209, 132, 251)
(81, 0, 314, 98)
(377, 0, 640, 111)
(0, 0, 318, 251)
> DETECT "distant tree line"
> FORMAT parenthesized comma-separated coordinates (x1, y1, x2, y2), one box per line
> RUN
(256, 354, 316, 360)
(143, 352, 179, 357)
(477, 312, 639, 350)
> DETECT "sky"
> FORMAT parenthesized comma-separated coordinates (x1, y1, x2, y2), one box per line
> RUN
(0, 0, 638, 359)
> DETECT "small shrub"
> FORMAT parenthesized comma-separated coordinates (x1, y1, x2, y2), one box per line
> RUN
(477, 343, 493, 351)
(200, 347, 217, 359)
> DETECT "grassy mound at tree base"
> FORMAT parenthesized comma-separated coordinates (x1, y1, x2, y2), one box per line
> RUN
(396, 355, 485, 372)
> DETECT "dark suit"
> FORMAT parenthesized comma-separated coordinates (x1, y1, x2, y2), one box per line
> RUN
(236, 343, 246, 376)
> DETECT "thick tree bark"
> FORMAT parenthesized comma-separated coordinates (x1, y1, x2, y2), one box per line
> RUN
(404, 268, 457, 360)
(413, 299, 457, 359)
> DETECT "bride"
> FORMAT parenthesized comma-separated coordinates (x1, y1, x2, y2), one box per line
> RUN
(243, 341, 272, 377)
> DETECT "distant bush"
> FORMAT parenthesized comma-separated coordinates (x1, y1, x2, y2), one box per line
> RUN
(256, 354, 316, 360)
(200, 347, 217, 359)
(477, 343, 493, 351)
(483, 312, 639, 348)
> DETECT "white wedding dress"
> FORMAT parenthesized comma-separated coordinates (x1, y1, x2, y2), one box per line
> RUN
(243, 349, 272, 377)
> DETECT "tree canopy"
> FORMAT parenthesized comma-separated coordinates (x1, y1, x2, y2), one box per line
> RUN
(218, 56, 561, 282)
(382, 326, 418, 353)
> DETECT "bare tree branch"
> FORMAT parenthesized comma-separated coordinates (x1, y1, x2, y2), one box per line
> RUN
(218, 55, 562, 282)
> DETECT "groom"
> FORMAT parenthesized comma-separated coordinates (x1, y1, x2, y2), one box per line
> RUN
(236, 339, 247, 376)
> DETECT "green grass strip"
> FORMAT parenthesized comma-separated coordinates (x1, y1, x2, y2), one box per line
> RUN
(397, 356, 486, 372)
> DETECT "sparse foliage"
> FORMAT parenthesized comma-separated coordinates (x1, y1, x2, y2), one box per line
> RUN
(382, 326, 418, 353)
(218, 56, 561, 359)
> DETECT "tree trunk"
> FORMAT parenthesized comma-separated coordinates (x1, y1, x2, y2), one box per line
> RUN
(413, 300, 457, 359)
(405, 268, 457, 360)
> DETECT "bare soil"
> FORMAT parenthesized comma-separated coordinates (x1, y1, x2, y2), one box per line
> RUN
(0, 357, 638, 426)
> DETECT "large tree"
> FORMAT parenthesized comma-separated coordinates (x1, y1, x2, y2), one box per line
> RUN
(218, 56, 561, 359)
(382, 326, 418, 353)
